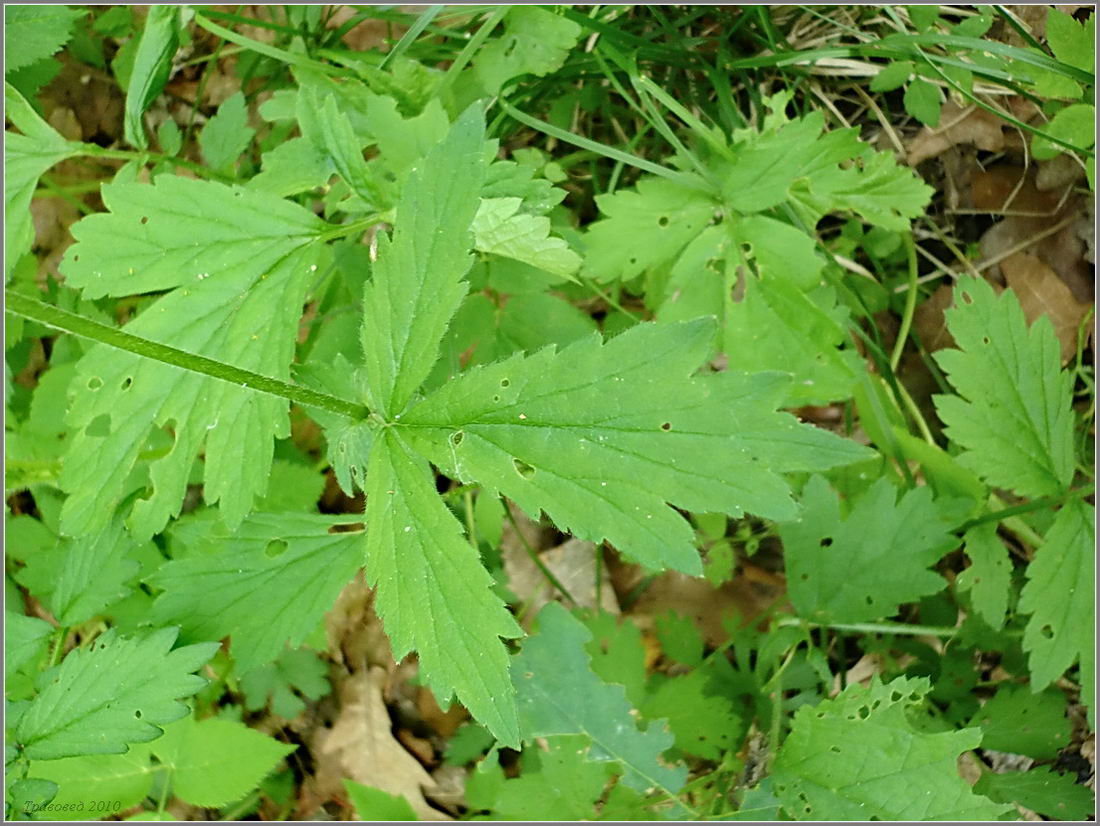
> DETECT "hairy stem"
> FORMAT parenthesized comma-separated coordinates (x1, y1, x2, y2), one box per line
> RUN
(6, 290, 369, 421)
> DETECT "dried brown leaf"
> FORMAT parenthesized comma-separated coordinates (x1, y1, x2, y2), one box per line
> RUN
(907, 102, 1005, 166)
(307, 667, 448, 820)
(1001, 251, 1091, 363)
(504, 536, 619, 624)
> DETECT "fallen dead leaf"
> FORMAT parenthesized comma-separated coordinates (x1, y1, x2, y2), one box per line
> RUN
(305, 667, 448, 820)
(427, 764, 469, 815)
(912, 283, 958, 353)
(324, 573, 396, 673)
(504, 536, 619, 624)
(908, 102, 1006, 166)
(1001, 251, 1091, 363)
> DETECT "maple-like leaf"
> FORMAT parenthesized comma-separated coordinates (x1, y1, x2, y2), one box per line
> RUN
(58, 175, 328, 539)
(5, 84, 81, 278)
(14, 627, 217, 760)
(512, 602, 688, 800)
(779, 475, 958, 624)
(772, 676, 1011, 820)
(933, 276, 1075, 499)
(471, 6, 582, 96)
(1018, 500, 1094, 718)
(401, 320, 872, 574)
(323, 102, 871, 749)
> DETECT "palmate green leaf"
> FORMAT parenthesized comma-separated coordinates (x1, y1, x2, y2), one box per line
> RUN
(472, 197, 581, 280)
(772, 677, 1011, 821)
(359, 103, 487, 418)
(1018, 500, 1095, 715)
(345, 781, 419, 821)
(513, 602, 687, 801)
(956, 522, 1011, 630)
(367, 429, 522, 745)
(483, 735, 617, 821)
(240, 646, 331, 719)
(583, 176, 717, 283)
(149, 513, 362, 673)
(16, 510, 140, 626)
(5, 83, 81, 279)
(198, 91, 256, 173)
(58, 176, 328, 539)
(932, 276, 1075, 499)
(401, 320, 871, 574)
(4, 5, 84, 73)
(5, 613, 53, 676)
(968, 683, 1070, 760)
(149, 715, 294, 808)
(779, 476, 957, 624)
(14, 627, 217, 760)
(471, 6, 582, 96)
(974, 766, 1094, 821)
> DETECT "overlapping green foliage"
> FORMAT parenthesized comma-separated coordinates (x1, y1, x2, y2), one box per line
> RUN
(4, 4, 1094, 822)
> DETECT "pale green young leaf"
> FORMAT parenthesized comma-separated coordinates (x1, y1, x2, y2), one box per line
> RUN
(870, 60, 914, 92)
(1031, 103, 1095, 160)
(198, 91, 256, 173)
(1046, 8, 1095, 72)
(1018, 501, 1094, 706)
(4, 5, 83, 73)
(28, 749, 156, 821)
(14, 627, 218, 760)
(956, 522, 1011, 630)
(772, 676, 1011, 820)
(583, 611, 649, 708)
(512, 602, 688, 800)
(903, 76, 942, 126)
(779, 476, 957, 624)
(150, 715, 295, 808)
(5, 84, 81, 279)
(359, 103, 487, 418)
(313, 94, 379, 206)
(473, 197, 581, 280)
(365, 430, 522, 746)
(583, 176, 716, 282)
(344, 781, 419, 821)
(401, 320, 872, 574)
(366, 94, 449, 186)
(471, 7, 582, 95)
(123, 6, 179, 149)
(248, 137, 335, 196)
(933, 276, 1075, 499)
(789, 148, 934, 232)
(58, 176, 327, 538)
(722, 113, 826, 212)
(149, 513, 362, 673)
(5, 613, 54, 676)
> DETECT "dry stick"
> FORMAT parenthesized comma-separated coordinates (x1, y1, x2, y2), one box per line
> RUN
(895, 212, 1081, 292)
(851, 83, 906, 156)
